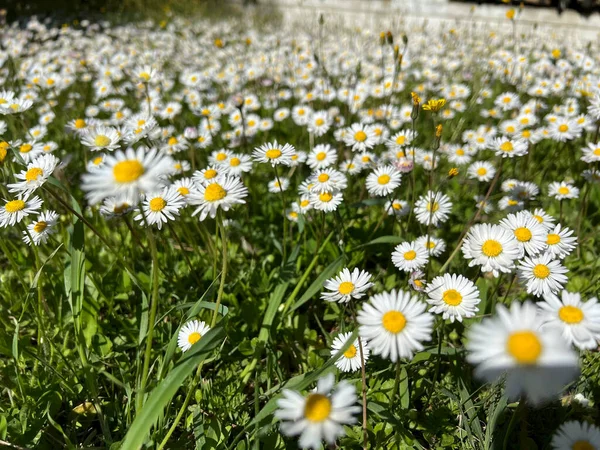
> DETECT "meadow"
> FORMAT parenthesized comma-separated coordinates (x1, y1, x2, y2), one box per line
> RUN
(0, 5, 599, 449)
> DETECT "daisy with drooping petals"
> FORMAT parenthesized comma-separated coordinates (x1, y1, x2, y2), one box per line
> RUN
(22, 210, 59, 246)
(177, 320, 211, 352)
(391, 241, 429, 272)
(188, 175, 248, 221)
(321, 267, 373, 303)
(366, 165, 401, 197)
(252, 141, 295, 166)
(551, 421, 600, 450)
(134, 186, 185, 230)
(466, 301, 579, 405)
(81, 147, 174, 205)
(330, 332, 369, 372)
(499, 211, 547, 256)
(517, 253, 568, 297)
(425, 273, 480, 322)
(462, 223, 523, 277)
(538, 290, 600, 350)
(275, 373, 360, 450)
(0, 195, 43, 228)
(414, 191, 452, 227)
(357, 289, 433, 362)
(545, 224, 577, 259)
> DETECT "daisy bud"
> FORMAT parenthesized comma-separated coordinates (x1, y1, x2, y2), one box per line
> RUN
(448, 167, 459, 178)
(386, 31, 393, 45)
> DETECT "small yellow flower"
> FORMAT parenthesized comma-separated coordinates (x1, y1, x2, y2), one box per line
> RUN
(214, 38, 224, 48)
(506, 9, 515, 20)
(448, 168, 459, 178)
(552, 49, 561, 59)
(422, 98, 446, 113)
(436, 124, 443, 138)
(410, 92, 421, 106)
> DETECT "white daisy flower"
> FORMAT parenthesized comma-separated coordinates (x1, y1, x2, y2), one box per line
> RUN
(309, 190, 343, 212)
(466, 301, 579, 405)
(99, 196, 135, 219)
(0, 195, 43, 228)
(499, 211, 548, 256)
(415, 235, 446, 257)
(252, 141, 295, 166)
(425, 273, 480, 322)
(467, 161, 496, 182)
(551, 421, 600, 450)
(171, 178, 199, 203)
(309, 169, 347, 194)
(365, 165, 401, 197)
(134, 187, 185, 230)
(330, 332, 369, 372)
(391, 241, 429, 273)
(80, 126, 121, 151)
(192, 166, 224, 187)
(268, 177, 290, 193)
(343, 123, 377, 152)
(489, 137, 528, 158)
(530, 208, 555, 231)
(462, 223, 524, 277)
(209, 149, 233, 166)
(8, 154, 60, 195)
(539, 290, 600, 350)
(275, 373, 360, 450)
(224, 154, 253, 176)
(307, 144, 337, 170)
(188, 175, 248, 221)
(357, 289, 434, 362)
(81, 146, 174, 205)
(22, 210, 59, 246)
(414, 191, 452, 227)
(581, 142, 600, 163)
(321, 267, 373, 303)
(549, 181, 579, 200)
(517, 253, 568, 298)
(545, 224, 577, 259)
(385, 199, 410, 217)
(177, 320, 211, 352)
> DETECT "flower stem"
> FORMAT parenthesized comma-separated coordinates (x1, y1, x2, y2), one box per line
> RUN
(211, 211, 228, 329)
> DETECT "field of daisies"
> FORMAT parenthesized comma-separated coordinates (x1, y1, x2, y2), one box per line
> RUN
(1, 5, 600, 449)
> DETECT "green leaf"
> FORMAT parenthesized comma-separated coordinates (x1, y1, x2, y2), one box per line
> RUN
(121, 324, 226, 450)
(484, 395, 507, 450)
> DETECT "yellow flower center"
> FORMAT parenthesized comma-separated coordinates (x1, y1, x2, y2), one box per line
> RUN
(265, 149, 282, 159)
(300, 199, 310, 208)
(168, 137, 178, 146)
(316, 152, 326, 161)
(456, 148, 465, 156)
(5, 200, 25, 213)
(378, 174, 391, 185)
(315, 118, 325, 126)
(382, 310, 407, 334)
(533, 264, 550, 279)
(477, 167, 488, 176)
(559, 305, 584, 324)
(354, 131, 367, 142)
(426, 202, 439, 212)
(204, 183, 227, 202)
(500, 141, 513, 152)
(318, 173, 330, 183)
(113, 160, 144, 183)
(396, 135, 406, 145)
(362, 156, 370, 163)
(514, 227, 532, 242)
(93, 156, 103, 165)
(558, 186, 569, 195)
(177, 187, 190, 196)
(343, 345, 357, 358)
(338, 281, 355, 295)
(204, 169, 217, 179)
(482, 239, 502, 257)
(34, 221, 47, 233)
(149, 197, 166, 212)
(230, 157, 240, 167)
(187, 331, 202, 345)
(74, 119, 86, 129)
(547, 233, 561, 245)
(25, 167, 44, 182)
(304, 394, 331, 422)
(403, 250, 417, 261)
(216, 153, 227, 161)
(507, 331, 542, 364)
(533, 214, 543, 223)
(572, 441, 594, 450)
(319, 192, 333, 202)
(20, 144, 33, 153)
(392, 202, 401, 210)
(442, 289, 463, 306)
(558, 124, 568, 132)
(140, 72, 151, 81)
(94, 135, 111, 147)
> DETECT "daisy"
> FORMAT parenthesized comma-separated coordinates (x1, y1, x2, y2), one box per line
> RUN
(545, 224, 577, 259)
(462, 223, 524, 277)
(99, 196, 135, 219)
(517, 253, 568, 297)
(548, 118, 582, 142)
(581, 142, 600, 163)
(309, 169, 347, 194)
(385, 199, 410, 217)
(307, 111, 331, 136)
(80, 126, 121, 151)
(414, 191, 452, 227)
(224, 154, 253, 176)
(499, 211, 548, 256)
(466, 301, 579, 405)
(22, 210, 59, 246)
(209, 149, 233, 166)
(252, 141, 295, 166)
(321, 267, 373, 303)
(177, 320, 211, 352)
(467, 161, 496, 182)
(386, 130, 416, 151)
(551, 421, 600, 450)
(531, 208, 555, 231)
(391, 241, 429, 272)
(538, 290, 600, 350)
(188, 175, 248, 221)
(409, 270, 427, 292)
(343, 123, 377, 152)
(306, 144, 337, 170)
(415, 235, 446, 257)
(0, 195, 43, 228)
(192, 166, 224, 186)
(365, 165, 401, 197)
(489, 137, 528, 158)
(268, 177, 290, 193)
(171, 178, 198, 203)
(16, 141, 44, 163)
(134, 187, 185, 230)
(275, 373, 360, 450)
(330, 332, 369, 372)
(357, 289, 434, 362)
(123, 114, 158, 144)
(549, 181, 579, 200)
(8, 154, 60, 195)
(81, 147, 174, 205)
(309, 190, 344, 213)
(425, 273, 480, 322)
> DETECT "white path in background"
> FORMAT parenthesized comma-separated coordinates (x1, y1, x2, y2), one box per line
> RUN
(272, 0, 600, 41)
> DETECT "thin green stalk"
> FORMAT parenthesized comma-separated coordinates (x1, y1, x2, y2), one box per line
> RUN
(273, 165, 288, 263)
(137, 228, 160, 412)
(211, 211, 228, 329)
(390, 360, 402, 408)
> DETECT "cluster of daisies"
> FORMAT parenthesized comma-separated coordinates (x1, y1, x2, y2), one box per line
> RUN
(0, 11, 600, 450)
